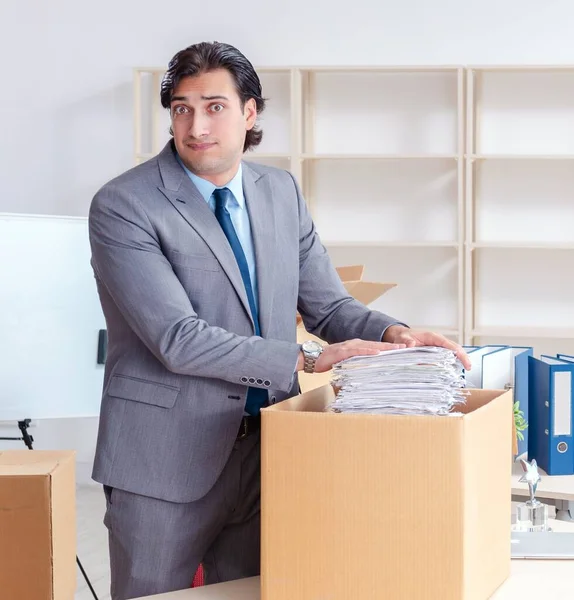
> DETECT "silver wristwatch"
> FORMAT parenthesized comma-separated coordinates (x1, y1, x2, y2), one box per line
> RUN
(301, 340, 324, 373)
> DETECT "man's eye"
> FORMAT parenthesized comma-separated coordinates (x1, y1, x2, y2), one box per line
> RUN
(210, 104, 224, 112)
(173, 106, 188, 115)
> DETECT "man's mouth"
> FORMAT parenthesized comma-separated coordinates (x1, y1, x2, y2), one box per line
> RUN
(187, 142, 216, 151)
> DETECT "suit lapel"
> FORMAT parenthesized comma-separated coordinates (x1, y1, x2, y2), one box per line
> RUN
(242, 162, 277, 338)
(156, 142, 254, 328)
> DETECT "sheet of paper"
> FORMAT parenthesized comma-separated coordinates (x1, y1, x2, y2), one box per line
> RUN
(328, 346, 467, 416)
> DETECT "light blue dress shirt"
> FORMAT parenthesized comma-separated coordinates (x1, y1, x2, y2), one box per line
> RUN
(177, 156, 259, 313)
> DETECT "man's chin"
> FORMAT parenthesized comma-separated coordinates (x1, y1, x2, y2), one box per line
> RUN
(183, 157, 221, 174)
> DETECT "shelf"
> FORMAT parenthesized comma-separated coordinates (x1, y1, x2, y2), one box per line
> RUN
(245, 153, 291, 159)
(302, 154, 458, 160)
(470, 154, 574, 160)
(309, 69, 461, 156)
(469, 65, 574, 72)
(138, 152, 457, 162)
(134, 66, 293, 75)
(470, 159, 574, 248)
(300, 66, 461, 73)
(311, 158, 460, 244)
(134, 64, 574, 347)
(470, 69, 574, 156)
(472, 248, 574, 333)
(410, 326, 459, 336)
(472, 327, 574, 339)
(324, 241, 459, 248)
(137, 152, 291, 161)
(470, 242, 574, 250)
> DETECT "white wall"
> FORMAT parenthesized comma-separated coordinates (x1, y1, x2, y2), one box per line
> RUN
(2, 0, 574, 484)
(2, 0, 574, 217)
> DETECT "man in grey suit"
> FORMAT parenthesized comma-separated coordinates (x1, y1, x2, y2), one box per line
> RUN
(89, 41, 471, 599)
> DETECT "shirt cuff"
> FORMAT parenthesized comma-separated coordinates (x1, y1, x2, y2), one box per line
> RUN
(381, 322, 409, 342)
(290, 344, 302, 389)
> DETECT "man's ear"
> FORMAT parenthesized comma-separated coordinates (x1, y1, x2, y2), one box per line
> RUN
(244, 98, 257, 130)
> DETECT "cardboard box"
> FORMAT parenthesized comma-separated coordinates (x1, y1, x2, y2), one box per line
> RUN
(0, 450, 77, 600)
(261, 386, 513, 600)
(297, 265, 397, 393)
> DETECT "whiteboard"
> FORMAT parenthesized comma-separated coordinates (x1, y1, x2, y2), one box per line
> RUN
(0, 213, 106, 420)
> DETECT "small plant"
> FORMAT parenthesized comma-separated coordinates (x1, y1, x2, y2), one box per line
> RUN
(514, 401, 528, 442)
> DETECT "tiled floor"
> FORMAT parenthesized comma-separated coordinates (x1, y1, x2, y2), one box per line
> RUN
(75, 485, 111, 600)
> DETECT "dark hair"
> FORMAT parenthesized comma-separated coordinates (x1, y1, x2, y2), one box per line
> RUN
(160, 41, 266, 152)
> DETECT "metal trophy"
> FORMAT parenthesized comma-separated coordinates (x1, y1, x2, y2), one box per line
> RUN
(515, 458, 550, 532)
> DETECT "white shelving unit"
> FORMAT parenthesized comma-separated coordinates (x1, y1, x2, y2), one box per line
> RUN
(465, 66, 574, 355)
(134, 65, 465, 342)
(134, 64, 574, 353)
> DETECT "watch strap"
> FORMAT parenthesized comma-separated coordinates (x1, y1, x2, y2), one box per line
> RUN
(304, 353, 317, 373)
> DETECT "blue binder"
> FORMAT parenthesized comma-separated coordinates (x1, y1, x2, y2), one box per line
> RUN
(528, 355, 574, 475)
(463, 345, 532, 456)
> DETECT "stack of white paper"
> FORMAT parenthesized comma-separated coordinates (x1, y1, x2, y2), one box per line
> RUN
(328, 346, 467, 416)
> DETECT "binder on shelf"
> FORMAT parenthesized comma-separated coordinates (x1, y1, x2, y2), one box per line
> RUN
(463, 345, 533, 456)
(463, 345, 506, 389)
(528, 355, 574, 476)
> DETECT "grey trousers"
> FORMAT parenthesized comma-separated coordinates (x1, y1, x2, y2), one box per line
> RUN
(102, 430, 261, 600)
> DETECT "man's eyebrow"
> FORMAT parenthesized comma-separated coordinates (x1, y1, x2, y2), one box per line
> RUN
(171, 94, 229, 103)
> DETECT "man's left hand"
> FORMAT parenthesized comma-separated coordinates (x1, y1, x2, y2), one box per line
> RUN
(382, 325, 471, 371)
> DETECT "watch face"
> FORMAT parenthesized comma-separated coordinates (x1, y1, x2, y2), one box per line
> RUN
(302, 340, 322, 354)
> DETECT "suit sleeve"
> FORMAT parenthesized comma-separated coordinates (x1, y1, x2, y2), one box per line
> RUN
(291, 172, 407, 344)
(89, 183, 301, 392)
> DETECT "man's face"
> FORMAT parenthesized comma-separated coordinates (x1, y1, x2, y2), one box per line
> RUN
(170, 69, 257, 185)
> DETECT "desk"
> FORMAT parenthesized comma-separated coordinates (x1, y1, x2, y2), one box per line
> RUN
(493, 518, 574, 598)
(134, 520, 574, 600)
(133, 578, 258, 600)
(511, 460, 574, 520)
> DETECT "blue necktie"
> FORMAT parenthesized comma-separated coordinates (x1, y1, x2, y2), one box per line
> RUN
(213, 187, 268, 416)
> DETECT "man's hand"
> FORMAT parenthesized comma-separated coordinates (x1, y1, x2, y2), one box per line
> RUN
(382, 325, 471, 370)
(297, 338, 406, 373)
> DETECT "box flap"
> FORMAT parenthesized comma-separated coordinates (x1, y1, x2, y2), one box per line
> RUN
(335, 265, 365, 281)
(343, 281, 397, 305)
(0, 450, 75, 476)
(267, 382, 335, 413)
(454, 390, 518, 455)
(267, 385, 517, 454)
(296, 265, 397, 328)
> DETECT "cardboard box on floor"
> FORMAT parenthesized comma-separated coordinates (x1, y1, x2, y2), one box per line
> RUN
(261, 386, 515, 600)
(0, 450, 76, 600)
(297, 265, 397, 393)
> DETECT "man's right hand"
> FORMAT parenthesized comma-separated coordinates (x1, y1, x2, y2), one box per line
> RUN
(297, 338, 406, 373)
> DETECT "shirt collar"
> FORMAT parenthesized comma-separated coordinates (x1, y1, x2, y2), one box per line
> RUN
(176, 153, 244, 209)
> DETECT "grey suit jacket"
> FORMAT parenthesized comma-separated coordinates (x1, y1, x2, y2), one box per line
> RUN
(89, 140, 400, 503)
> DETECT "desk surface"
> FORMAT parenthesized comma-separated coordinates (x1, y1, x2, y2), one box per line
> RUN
(511, 460, 574, 501)
(134, 520, 574, 600)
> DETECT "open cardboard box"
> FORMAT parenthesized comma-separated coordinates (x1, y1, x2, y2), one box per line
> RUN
(297, 265, 397, 392)
(261, 385, 515, 600)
